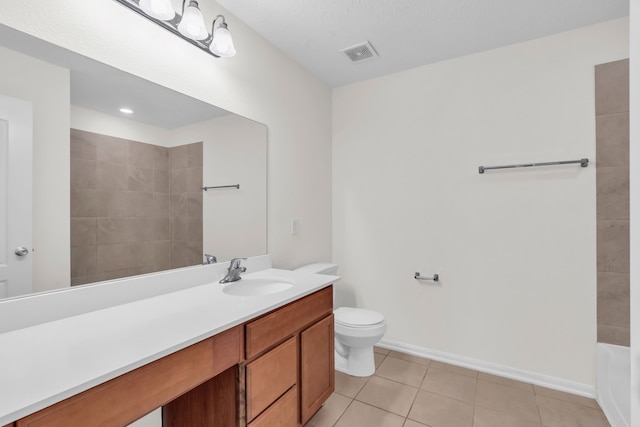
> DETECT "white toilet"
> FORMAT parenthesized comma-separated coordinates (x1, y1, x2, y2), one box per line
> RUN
(295, 263, 387, 377)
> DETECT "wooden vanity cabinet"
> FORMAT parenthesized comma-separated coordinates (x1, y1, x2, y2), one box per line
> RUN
(11, 285, 334, 427)
(244, 286, 334, 426)
(300, 313, 334, 423)
(17, 325, 242, 427)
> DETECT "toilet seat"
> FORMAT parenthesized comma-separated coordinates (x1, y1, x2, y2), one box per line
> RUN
(334, 307, 385, 328)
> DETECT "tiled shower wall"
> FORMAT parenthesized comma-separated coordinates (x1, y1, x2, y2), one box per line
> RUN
(168, 143, 203, 269)
(70, 129, 203, 285)
(595, 59, 630, 346)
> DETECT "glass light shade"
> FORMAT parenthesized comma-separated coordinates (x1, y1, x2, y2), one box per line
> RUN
(139, 0, 175, 21)
(209, 25, 236, 57)
(177, 1, 209, 40)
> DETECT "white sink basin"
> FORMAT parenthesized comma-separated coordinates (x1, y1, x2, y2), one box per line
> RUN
(222, 277, 294, 296)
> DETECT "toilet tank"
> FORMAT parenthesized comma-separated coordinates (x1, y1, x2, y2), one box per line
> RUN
(294, 263, 338, 275)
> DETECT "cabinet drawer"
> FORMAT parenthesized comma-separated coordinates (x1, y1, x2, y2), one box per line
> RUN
(246, 336, 297, 421)
(248, 386, 298, 427)
(245, 286, 332, 359)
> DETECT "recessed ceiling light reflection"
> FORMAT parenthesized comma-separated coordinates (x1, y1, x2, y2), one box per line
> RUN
(119, 108, 134, 114)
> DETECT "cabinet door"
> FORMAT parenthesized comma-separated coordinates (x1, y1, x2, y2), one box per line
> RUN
(300, 314, 334, 424)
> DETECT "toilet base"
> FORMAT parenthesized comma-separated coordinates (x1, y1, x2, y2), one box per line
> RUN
(335, 346, 376, 377)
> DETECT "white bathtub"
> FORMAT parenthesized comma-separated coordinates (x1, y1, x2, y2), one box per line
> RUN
(597, 343, 630, 427)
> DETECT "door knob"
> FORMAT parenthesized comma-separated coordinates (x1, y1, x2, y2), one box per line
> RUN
(14, 247, 29, 256)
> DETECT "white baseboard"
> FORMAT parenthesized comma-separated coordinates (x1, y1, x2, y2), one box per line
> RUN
(378, 339, 596, 399)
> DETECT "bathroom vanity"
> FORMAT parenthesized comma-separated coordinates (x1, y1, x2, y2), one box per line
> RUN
(0, 263, 336, 427)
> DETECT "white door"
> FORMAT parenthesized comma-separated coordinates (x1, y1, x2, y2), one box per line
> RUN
(0, 94, 33, 298)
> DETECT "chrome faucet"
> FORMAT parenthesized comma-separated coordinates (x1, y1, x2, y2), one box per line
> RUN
(220, 258, 246, 283)
(204, 254, 217, 264)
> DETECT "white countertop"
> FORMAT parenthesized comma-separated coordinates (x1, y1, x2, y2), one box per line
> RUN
(0, 268, 337, 425)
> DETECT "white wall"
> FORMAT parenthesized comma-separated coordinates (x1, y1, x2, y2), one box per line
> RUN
(0, 0, 332, 274)
(171, 114, 267, 261)
(333, 18, 628, 387)
(71, 105, 170, 146)
(0, 46, 70, 293)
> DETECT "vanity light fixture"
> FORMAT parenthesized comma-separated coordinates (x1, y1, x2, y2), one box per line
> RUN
(119, 107, 134, 114)
(114, 0, 236, 58)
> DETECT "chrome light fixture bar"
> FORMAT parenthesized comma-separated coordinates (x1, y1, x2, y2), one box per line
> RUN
(114, 0, 236, 58)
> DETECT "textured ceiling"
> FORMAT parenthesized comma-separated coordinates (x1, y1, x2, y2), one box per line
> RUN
(217, 0, 629, 87)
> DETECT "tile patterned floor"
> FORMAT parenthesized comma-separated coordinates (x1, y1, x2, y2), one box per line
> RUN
(305, 347, 611, 427)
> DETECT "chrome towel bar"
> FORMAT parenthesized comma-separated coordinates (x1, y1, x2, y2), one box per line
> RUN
(478, 158, 588, 174)
(415, 272, 439, 282)
(202, 184, 240, 191)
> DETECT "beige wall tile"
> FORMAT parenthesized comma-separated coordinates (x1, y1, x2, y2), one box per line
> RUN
(153, 217, 171, 241)
(71, 129, 97, 160)
(171, 193, 189, 217)
(170, 145, 188, 169)
(187, 217, 203, 242)
(596, 220, 630, 272)
(96, 134, 128, 164)
(96, 161, 128, 190)
(126, 218, 156, 242)
(70, 245, 97, 277)
(187, 142, 203, 168)
(187, 192, 203, 217)
(71, 189, 101, 217)
(153, 240, 172, 271)
(97, 218, 129, 245)
(335, 401, 405, 427)
(171, 169, 188, 193)
(596, 167, 629, 220)
(408, 390, 473, 427)
(597, 272, 630, 327)
(127, 241, 156, 268)
(597, 323, 630, 346)
(100, 190, 128, 217)
(187, 167, 203, 190)
(403, 420, 428, 427)
(596, 113, 629, 167)
(71, 218, 97, 247)
(128, 166, 154, 192)
(356, 376, 418, 416)
(172, 217, 188, 241)
(129, 141, 155, 168)
(153, 193, 171, 216)
(154, 169, 170, 193)
(97, 243, 130, 272)
(154, 146, 169, 170)
(475, 380, 540, 423)
(421, 369, 477, 404)
(595, 59, 629, 115)
(127, 192, 154, 217)
(71, 158, 97, 189)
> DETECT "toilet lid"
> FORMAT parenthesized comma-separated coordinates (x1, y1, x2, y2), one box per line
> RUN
(334, 307, 385, 327)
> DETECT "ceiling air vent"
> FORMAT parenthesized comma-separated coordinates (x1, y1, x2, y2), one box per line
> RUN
(340, 41, 378, 63)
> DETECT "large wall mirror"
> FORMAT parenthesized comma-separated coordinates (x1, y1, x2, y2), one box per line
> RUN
(0, 24, 267, 299)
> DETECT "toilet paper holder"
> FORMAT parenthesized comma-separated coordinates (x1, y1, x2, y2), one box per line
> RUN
(414, 272, 439, 282)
